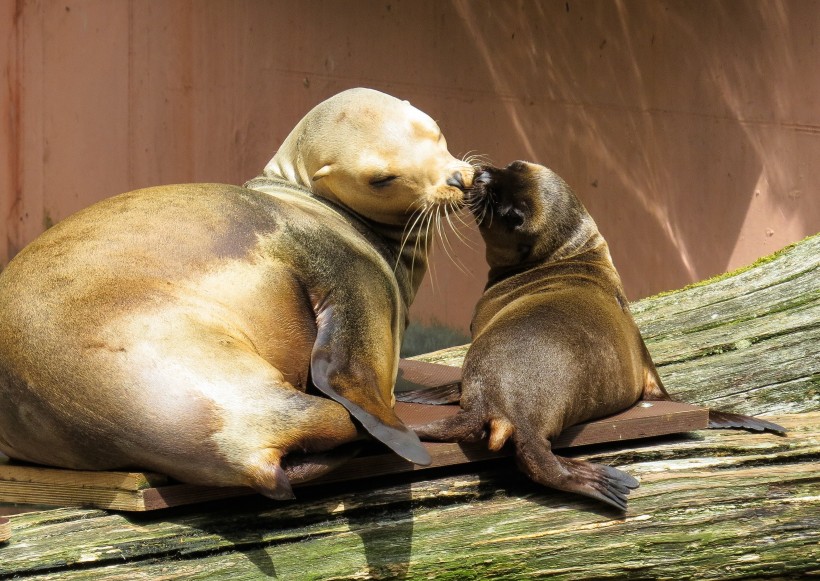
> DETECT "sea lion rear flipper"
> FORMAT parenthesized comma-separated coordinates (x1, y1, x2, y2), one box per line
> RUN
(707, 410, 787, 435)
(516, 440, 639, 512)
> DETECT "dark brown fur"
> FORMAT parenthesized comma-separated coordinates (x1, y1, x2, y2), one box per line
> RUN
(412, 161, 784, 511)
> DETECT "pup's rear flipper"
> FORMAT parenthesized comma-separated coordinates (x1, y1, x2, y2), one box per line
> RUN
(516, 441, 639, 512)
(708, 410, 787, 435)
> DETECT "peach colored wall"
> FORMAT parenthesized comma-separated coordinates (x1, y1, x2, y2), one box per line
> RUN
(2, 0, 818, 335)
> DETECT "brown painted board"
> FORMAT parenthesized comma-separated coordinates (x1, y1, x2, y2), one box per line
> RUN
(0, 399, 707, 512)
(396, 358, 462, 393)
(0, 516, 9, 543)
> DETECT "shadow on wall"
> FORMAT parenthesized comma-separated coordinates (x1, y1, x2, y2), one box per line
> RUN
(439, 0, 817, 302)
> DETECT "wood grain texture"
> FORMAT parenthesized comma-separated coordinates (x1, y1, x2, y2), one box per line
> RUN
(0, 402, 707, 511)
(0, 516, 9, 543)
(0, 234, 817, 578)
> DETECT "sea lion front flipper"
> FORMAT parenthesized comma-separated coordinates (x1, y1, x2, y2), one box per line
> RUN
(310, 306, 431, 466)
(707, 410, 787, 435)
(516, 440, 639, 512)
(311, 352, 431, 466)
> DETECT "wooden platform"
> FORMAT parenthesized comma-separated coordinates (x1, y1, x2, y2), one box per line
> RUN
(0, 397, 706, 512)
(0, 516, 9, 543)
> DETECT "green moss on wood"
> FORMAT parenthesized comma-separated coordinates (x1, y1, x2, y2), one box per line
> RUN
(643, 233, 818, 302)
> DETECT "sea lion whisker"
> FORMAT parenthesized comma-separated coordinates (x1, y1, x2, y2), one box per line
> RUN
(453, 202, 474, 235)
(395, 206, 428, 273)
(481, 185, 496, 227)
(421, 208, 437, 291)
(436, 206, 471, 275)
(435, 209, 457, 270)
(461, 151, 492, 168)
(410, 204, 436, 286)
(472, 193, 492, 227)
(445, 202, 478, 252)
(407, 205, 429, 283)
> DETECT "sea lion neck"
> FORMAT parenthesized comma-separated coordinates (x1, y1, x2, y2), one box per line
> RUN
(485, 226, 611, 290)
(325, 207, 431, 307)
(264, 147, 313, 191)
(244, 175, 425, 308)
(364, 219, 431, 303)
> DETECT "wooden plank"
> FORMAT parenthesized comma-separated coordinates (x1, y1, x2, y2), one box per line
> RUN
(396, 358, 462, 390)
(0, 401, 707, 512)
(395, 399, 709, 448)
(0, 478, 255, 513)
(553, 400, 709, 447)
(0, 463, 169, 491)
(0, 516, 9, 543)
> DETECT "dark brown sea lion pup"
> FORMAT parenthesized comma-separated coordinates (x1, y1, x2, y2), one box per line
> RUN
(409, 161, 785, 511)
(0, 88, 474, 499)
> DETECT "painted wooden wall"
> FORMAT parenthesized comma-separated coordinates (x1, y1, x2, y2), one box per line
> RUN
(2, 0, 818, 336)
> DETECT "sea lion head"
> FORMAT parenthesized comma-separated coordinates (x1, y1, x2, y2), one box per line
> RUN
(469, 160, 599, 273)
(264, 88, 474, 226)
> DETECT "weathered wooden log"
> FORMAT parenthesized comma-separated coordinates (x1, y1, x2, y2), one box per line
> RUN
(0, 234, 818, 579)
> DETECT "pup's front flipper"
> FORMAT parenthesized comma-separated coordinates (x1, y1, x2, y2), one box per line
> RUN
(516, 440, 639, 512)
(708, 410, 787, 435)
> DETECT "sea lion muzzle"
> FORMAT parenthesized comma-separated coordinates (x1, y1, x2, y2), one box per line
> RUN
(469, 166, 530, 231)
(446, 170, 469, 190)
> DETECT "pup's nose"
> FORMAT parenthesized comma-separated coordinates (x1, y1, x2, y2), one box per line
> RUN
(474, 171, 491, 186)
(446, 171, 466, 190)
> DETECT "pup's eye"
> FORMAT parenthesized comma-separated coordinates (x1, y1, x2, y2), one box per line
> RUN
(370, 175, 398, 188)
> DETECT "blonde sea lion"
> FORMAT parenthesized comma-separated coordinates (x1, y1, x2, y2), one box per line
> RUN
(410, 161, 785, 511)
(0, 88, 474, 499)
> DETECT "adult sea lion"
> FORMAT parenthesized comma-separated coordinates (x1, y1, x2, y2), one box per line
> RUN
(0, 88, 474, 499)
(410, 161, 785, 510)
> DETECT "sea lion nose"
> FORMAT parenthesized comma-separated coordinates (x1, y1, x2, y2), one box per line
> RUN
(474, 171, 491, 186)
(446, 171, 467, 190)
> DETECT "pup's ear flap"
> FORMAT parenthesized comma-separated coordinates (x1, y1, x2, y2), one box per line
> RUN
(312, 164, 333, 182)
